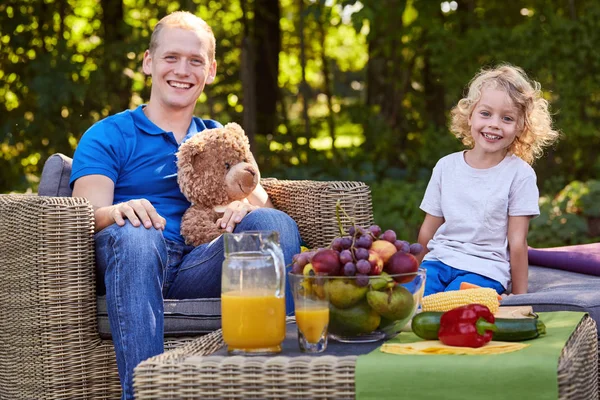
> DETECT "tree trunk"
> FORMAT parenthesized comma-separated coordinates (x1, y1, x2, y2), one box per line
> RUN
(318, 4, 336, 158)
(298, 0, 311, 139)
(422, 35, 446, 130)
(241, 0, 257, 149)
(365, 0, 410, 156)
(100, 0, 130, 112)
(253, 0, 281, 136)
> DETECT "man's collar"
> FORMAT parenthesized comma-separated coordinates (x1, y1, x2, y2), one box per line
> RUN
(132, 105, 200, 137)
(132, 105, 165, 135)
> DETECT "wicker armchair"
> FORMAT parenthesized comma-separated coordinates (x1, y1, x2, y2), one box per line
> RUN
(0, 180, 374, 400)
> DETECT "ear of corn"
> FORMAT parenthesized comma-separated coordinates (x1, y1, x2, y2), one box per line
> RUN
(459, 282, 503, 300)
(421, 288, 500, 314)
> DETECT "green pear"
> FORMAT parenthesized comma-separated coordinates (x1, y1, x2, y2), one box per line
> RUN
(329, 301, 381, 336)
(369, 272, 394, 291)
(325, 279, 368, 309)
(366, 285, 415, 320)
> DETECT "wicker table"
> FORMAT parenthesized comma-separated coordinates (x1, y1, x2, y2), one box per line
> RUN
(134, 315, 599, 400)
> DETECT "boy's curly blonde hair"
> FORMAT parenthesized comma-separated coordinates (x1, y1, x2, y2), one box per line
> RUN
(450, 64, 560, 165)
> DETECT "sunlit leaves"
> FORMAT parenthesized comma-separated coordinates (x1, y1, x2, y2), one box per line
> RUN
(324, 24, 367, 72)
(1, 0, 600, 199)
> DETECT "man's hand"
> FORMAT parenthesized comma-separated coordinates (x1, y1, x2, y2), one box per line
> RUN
(110, 199, 166, 230)
(73, 174, 166, 232)
(216, 200, 258, 233)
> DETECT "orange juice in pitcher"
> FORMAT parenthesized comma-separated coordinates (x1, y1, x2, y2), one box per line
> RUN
(221, 232, 286, 355)
(221, 289, 286, 351)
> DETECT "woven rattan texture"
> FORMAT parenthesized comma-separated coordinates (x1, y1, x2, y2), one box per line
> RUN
(0, 195, 121, 399)
(261, 179, 374, 249)
(134, 316, 598, 400)
(0, 181, 369, 399)
(0, 195, 206, 399)
(557, 316, 598, 399)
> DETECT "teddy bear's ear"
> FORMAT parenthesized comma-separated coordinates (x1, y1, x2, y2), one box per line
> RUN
(224, 122, 247, 137)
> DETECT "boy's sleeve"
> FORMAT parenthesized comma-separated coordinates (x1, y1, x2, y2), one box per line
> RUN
(509, 170, 540, 218)
(69, 121, 123, 189)
(420, 161, 443, 217)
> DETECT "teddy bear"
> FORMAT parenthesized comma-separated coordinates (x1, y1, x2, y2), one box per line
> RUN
(177, 122, 259, 246)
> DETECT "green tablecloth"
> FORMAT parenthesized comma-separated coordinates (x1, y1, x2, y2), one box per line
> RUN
(355, 311, 586, 400)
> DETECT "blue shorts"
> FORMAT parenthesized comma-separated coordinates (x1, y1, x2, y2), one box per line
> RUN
(421, 260, 505, 297)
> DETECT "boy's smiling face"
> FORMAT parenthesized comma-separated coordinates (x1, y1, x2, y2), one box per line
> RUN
(143, 27, 216, 112)
(468, 86, 523, 160)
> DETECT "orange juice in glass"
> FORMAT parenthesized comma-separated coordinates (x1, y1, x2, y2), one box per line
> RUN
(222, 289, 286, 352)
(296, 306, 329, 344)
(221, 231, 286, 355)
(289, 273, 330, 353)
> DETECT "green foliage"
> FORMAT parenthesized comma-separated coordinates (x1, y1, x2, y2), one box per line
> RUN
(576, 181, 600, 217)
(370, 179, 427, 242)
(528, 197, 589, 247)
(2, 0, 600, 250)
(528, 180, 600, 247)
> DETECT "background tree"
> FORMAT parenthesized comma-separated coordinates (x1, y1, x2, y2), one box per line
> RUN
(2, 0, 600, 246)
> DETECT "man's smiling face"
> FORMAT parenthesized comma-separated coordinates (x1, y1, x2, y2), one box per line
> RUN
(143, 27, 216, 112)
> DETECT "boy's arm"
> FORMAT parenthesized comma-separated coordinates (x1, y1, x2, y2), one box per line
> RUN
(507, 215, 532, 294)
(416, 213, 444, 262)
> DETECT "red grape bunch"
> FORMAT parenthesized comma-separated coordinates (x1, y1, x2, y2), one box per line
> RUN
(291, 224, 423, 287)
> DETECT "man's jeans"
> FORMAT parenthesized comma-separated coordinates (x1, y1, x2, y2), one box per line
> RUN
(95, 208, 301, 400)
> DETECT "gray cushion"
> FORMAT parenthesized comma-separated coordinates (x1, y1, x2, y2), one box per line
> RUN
(38, 153, 73, 197)
(38, 153, 222, 338)
(97, 296, 222, 339)
(502, 265, 600, 334)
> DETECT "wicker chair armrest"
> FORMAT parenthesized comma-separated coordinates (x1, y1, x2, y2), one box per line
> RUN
(0, 194, 101, 397)
(261, 179, 374, 249)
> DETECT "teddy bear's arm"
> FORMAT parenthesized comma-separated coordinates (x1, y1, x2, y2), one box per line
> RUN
(181, 205, 224, 246)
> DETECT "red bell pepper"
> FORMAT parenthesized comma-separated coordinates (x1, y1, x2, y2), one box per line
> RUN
(438, 304, 497, 348)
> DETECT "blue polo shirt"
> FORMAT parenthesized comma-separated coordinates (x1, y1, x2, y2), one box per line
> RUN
(70, 105, 222, 243)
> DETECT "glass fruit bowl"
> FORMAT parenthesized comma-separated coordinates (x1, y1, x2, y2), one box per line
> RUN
(289, 268, 426, 343)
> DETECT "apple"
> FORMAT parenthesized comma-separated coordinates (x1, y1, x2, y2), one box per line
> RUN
(311, 249, 341, 276)
(367, 250, 384, 275)
(384, 251, 419, 283)
(370, 240, 397, 263)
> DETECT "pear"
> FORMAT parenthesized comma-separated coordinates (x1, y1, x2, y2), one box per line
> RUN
(366, 285, 414, 320)
(329, 300, 381, 336)
(369, 272, 394, 291)
(325, 279, 368, 309)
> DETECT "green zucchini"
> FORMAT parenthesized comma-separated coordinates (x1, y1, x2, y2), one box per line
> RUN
(492, 317, 546, 341)
(411, 311, 546, 342)
(411, 312, 444, 340)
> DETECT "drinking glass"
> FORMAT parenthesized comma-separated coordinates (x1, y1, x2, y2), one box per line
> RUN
(289, 273, 330, 353)
(221, 231, 286, 355)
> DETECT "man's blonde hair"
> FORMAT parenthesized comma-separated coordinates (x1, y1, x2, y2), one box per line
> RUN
(149, 11, 216, 61)
(450, 64, 560, 164)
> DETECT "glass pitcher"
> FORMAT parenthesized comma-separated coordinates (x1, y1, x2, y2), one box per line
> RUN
(221, 230, 286, 355)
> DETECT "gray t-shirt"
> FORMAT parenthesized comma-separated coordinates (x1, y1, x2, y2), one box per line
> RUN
(420, 151, 540, 289)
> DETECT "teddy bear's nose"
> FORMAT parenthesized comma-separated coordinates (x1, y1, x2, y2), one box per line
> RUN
(245, 166, 256, 177)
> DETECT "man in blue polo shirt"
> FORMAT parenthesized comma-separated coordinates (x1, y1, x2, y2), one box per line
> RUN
(71, 11, 300, 400)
